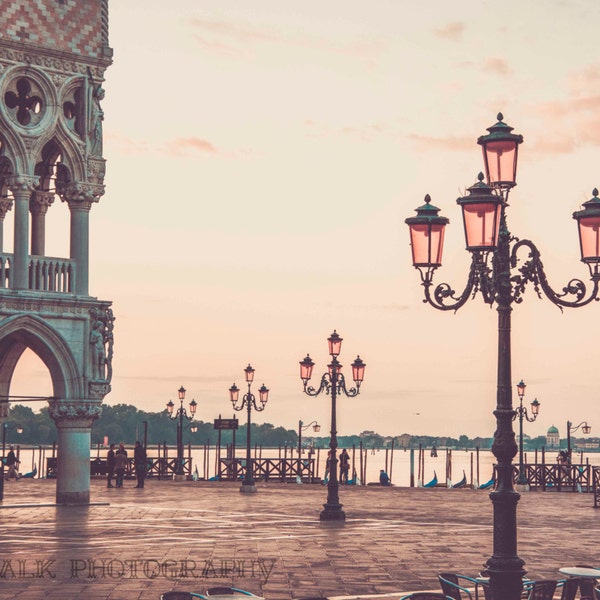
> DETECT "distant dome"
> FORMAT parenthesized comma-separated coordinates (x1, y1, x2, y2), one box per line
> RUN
(547, 425, 559, 434)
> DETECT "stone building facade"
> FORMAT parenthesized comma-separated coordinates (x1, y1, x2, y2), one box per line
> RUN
(0, 0, 113, 504)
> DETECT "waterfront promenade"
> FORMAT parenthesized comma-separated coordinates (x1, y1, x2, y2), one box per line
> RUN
(0, 478, 597, 600)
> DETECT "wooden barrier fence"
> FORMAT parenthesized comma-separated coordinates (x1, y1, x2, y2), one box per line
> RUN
(216, 457, 317, 482)
(46, 456, 193, 480)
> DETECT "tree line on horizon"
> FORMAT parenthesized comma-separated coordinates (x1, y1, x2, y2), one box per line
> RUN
(3, 403, 580, 452)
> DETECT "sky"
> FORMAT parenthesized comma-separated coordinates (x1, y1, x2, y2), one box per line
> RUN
(11, 0, 600, 440)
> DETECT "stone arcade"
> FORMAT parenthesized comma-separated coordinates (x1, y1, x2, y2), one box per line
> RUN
(0, 0, 113, 504)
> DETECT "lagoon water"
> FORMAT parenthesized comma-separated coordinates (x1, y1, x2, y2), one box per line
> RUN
(12, 444, 600, 487)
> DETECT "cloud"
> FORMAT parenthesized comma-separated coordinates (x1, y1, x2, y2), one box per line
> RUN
(483, 57, 511, 76)
(188, 16, 383, 63)
(189, 17, 281, 58)
(568, 62, 600, 96)
(529, 94, 600, 154)
(408, 133, 473, 152)
(163, 137, 219, 156)
(434, 22, 466, 41)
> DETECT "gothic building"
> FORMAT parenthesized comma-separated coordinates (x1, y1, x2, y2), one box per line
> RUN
(0, 0, 113, 504)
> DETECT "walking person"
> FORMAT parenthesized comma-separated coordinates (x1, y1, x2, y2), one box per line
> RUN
(5, 446, 19, 480)
(114, 442, 128, 488)
(134, 441, 147, 488)
(339, 448, 350, 484)
(106, 443, 116, 488)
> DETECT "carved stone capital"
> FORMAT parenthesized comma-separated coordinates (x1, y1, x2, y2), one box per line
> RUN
(5, 175, 39, 196)
(88, 381, 111, 399)
(30, 190, 56, 214)
(48, 399, 102, 428)
(0, 199, 13, 219)
(86, 157, 106, 186)
(58, 181, 103, 207)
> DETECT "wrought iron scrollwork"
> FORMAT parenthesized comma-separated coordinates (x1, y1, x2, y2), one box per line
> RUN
(510, 239, 600, 309)
(421, 230, 600, 313)
(303, 372, 359, 398)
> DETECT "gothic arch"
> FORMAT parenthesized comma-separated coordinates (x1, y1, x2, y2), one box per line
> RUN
(0, 125, 30, 176)
(0, 314, 82, 401)
(34, 138, 73, 192)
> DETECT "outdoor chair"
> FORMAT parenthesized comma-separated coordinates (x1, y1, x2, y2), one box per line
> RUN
(400, 594, 454, 600)
(573, 567, 598, 599)
(160, 593, 202, 600)
(558, 577, 589, 600)
(439, 573, 483, 599)
(193, 589, 264, 599)
(522, 580, 557, 600)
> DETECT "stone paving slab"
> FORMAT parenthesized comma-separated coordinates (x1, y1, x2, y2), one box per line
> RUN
(0, 478, 597, 600)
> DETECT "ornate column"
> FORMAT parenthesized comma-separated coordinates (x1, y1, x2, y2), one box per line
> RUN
(59, 182, 101, 296)
(5, 175, 39, 289)
(0, 199, 13, 252)
(30, 191, 55, 256)
(48, 399, 102, 505)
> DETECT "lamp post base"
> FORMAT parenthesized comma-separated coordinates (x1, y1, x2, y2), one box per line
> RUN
(320, 503, 345, 522)
(173, 474, 186, 482)
(515, 483, 530, 492)
(240, 483, 257, 493)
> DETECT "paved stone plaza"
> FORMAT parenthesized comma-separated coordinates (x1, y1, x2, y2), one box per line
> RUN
(0, 478, 597, 600)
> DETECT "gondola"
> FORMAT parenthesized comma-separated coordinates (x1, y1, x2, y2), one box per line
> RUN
(423, 471, 437, 487)
(478, 476, 495, 490)
(452, 470, 467, 488)
(22, 465, 37, 479)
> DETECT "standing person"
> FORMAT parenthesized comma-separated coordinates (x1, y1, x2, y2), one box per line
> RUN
(5, 446, 19, 480)
(339, 448, 350, 484)
(114, 442, 128, 488)
(133, 441, 147, 488)
(106, 443, 115, 488)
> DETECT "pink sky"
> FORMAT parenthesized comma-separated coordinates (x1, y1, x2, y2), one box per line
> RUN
(11, 0, 600, 442)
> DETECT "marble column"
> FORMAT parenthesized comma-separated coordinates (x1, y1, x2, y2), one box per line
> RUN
(60, 182, 99, 296)
(5, 175, 38, 290)
(30, 190, 55, 256)
(49, 400, 102, 505)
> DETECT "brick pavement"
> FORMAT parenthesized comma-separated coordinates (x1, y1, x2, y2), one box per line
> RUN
(0, 478, 597, 600)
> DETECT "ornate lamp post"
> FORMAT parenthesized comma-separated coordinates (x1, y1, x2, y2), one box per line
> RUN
(405, 113, 600, 600)
(0, 422, 23, 501)
(166, 386, 197, 479)
(513, 380, 540, 486)
(567, 420, 591, 461)
(299, 331, 366, 522)
(229, 364, 269, 493)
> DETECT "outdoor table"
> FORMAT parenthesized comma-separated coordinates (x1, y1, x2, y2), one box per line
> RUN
(559, 566, 600, 579)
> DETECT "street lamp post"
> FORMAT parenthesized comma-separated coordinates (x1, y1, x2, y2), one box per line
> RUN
(298, 420, 320, 481)
(299, 331, 366, 522)
(298, 420, 320, 457)
(0, 422, 23, 501)
(405, 114, 600, 600)
(229, 364, 269, 493)
(166, 386, 197, 480)
(566, 420, 591, 462)
(513, 380, 540, 486)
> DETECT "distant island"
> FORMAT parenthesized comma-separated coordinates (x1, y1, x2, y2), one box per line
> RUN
(6, 403, 599, 453)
